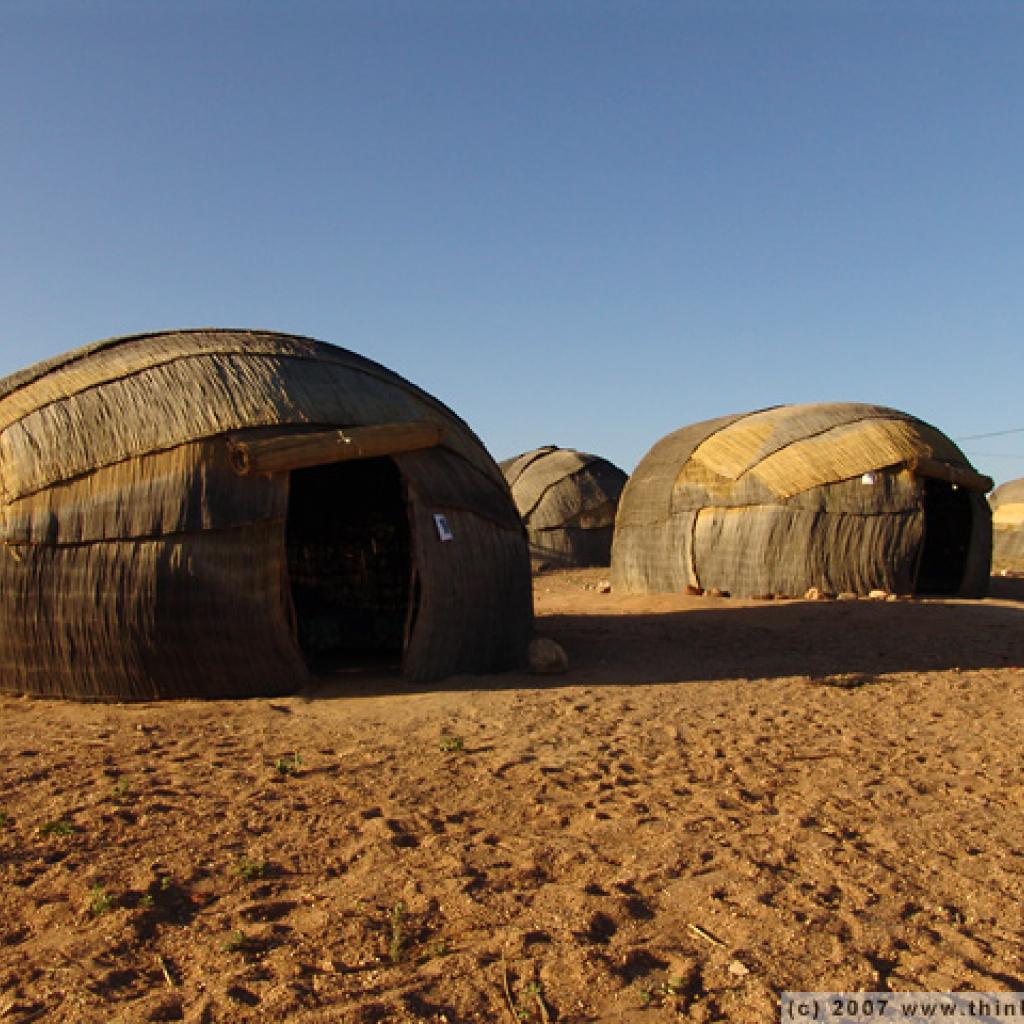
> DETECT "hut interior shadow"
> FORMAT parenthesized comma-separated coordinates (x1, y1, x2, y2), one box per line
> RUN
(916, 480, 972, 595)
(285, 457, 411, 674)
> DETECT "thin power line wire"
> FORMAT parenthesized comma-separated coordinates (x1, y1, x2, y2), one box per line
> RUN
(956, 427, 1024, 441)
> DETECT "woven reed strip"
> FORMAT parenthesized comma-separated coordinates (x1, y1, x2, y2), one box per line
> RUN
(692, 504, 923, 597)
(500, 447, 559, 491)
(611, 513, 697, 593)
(992, 527, 1024, 573)
(527, 462, 626, 531)
(527, 524, 616, 569)
(393, 447, 524, 531)
(697, 404, 949, 483)
(962, 492, 994, 596)
(508, 449, 595, 521)
(1, 440, 286, 546)
(0, 330, 427, 429)
(0, 521, 307, 700)
(0, 353, 496, 502)
(750, 417, 968, 498)
(612, 412, 754, 530)
(689, 410, 781, 479)
(399, 460, 531, 681)
(673, 463, 923, 516)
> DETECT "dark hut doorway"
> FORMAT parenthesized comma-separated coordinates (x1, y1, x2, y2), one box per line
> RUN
(286, 457, 412, 672)
(916, 479, 972, 595)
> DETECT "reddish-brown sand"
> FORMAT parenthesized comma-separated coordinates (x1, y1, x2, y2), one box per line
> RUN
(1, 571, 1023, 1023)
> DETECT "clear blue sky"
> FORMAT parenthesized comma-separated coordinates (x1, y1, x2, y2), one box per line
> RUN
(2, 0, 1022, 484)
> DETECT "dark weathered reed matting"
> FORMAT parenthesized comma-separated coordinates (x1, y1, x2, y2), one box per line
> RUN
(500, 446, 628, 568)
(612, 403, 992, 598)
(0, 329, 532, 699)
(991, 477, 1024, 573)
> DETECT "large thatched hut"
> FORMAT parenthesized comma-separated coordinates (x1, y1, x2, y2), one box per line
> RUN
(0, 329, 532, 700)
(500, 447, 628, 568)
(612, 403, 993, 598)
(990, 478, 1024, 574)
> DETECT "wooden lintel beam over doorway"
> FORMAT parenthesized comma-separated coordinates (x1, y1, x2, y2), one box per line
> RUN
(909, 456, 994, 494)
(228, 421, 445, 476)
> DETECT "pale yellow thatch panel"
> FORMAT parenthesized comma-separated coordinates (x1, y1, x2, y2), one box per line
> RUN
(689, 409, 783, 479)
(993, 502, 1024, 528)
(673, 456, 737, 504)
(751, 418, 952, 498)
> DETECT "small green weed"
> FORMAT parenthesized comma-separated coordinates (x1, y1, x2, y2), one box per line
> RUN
(664, 974, 690, 995)
(438, 735, 464, 753)
(111, 776, 130, 799)
(387, 901, 406, 964)
(274, 753, 302, 776)
(88, 886, 112, 917)
(418, 940, 450, 964)
(138, 893, 154, 910)
(0, 810, 8, 828)
(39, 818, 75, 837)
(234, 856, 267, 882)
(523, 981, 552, 1022)
(221, 929, 248, 954)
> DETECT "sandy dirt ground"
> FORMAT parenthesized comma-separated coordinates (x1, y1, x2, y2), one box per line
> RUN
(1, 571, 1023, 1023)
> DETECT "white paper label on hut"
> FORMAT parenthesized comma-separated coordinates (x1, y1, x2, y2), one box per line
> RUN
(433, 513, 454, 542)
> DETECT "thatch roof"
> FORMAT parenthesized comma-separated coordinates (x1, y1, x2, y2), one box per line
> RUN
(0, 329, 532, 700)
(612, 402, 993, 598)
(500, 446, 628, 568)
(990, 477, 1024, 573)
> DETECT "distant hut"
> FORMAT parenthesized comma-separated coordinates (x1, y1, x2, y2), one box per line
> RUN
(0, 329, 532, 700)
(500, 446, 628, 568)
(990, 478, 1024, 574)
(612, 403, 993, 598)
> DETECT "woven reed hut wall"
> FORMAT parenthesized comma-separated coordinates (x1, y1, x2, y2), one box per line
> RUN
(0, 329, 532, 700)
(990, 478, 1024, 573)
(612, 403, 993, 599)
(500, 446, 628, 568)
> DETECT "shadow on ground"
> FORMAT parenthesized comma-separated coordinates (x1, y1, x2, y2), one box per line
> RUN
(304, 576, 1023, 699)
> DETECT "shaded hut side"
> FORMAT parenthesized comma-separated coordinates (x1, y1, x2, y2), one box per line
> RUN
(611, 403, 993, 599)
(500, 447, 628, 568)
(0, 329, 532, 701)
(990, 478, 1024, 574)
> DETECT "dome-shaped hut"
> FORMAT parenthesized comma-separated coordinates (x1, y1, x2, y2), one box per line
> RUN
(500, 446, 628, 568)
(612, 403, 993, 599)
(0, 329, 532, 700)
(990, 478, 1024, 574)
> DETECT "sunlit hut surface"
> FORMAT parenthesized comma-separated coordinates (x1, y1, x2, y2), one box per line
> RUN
(611, 402, 993, 599)
(500, 446, 628, 569)
(990, 478, 1024, 574)
(0, 330, 532, 701)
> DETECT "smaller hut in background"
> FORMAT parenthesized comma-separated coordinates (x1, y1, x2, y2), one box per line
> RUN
(501, 446, 628, 569)
(612, 403, 993, 599)
(990, 478, 1024, 574)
